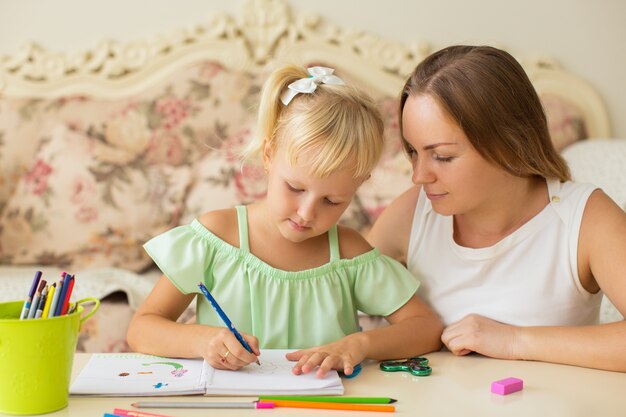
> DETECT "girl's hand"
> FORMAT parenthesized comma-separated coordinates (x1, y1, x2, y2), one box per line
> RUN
(286, 333, 367, 378)
(203, 327, 260, 370)
(441, 314, 521, 359)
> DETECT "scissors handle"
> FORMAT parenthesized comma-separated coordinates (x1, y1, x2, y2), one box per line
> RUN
(380, 356, 432, 377)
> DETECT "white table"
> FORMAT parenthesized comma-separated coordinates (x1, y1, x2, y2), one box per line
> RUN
(5, 352, 624, 417)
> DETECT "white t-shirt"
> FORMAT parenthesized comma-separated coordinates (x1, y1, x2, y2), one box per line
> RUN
(407, 179, 602, 327)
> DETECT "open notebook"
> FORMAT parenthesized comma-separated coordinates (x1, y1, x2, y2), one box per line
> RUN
(70, 350, 344, 396)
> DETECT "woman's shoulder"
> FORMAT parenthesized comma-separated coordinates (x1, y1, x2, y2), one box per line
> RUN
(374, 186, 421, 229)
(366, 185, 420, 261)
(577, 188, 626, 294)
(579, 188, 626, 245)
(197, 208, 240, 247)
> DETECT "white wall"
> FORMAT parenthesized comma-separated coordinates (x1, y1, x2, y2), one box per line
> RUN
(1, 0, 624, 137)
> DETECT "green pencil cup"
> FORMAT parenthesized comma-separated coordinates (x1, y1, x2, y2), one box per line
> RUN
(0, 298, 99, 415)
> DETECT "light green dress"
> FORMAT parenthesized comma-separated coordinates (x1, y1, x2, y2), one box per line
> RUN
(143, 205, 420, 349)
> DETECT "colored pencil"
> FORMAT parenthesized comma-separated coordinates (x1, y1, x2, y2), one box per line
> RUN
(48, 277, 63, 317)
(53, 273, 68, 317)
(113, 408, 175, 417)
(42, 283, 56, 318)
(60, 274, 75, 315)
(34, 286, 48, 318)
(261, 399, 395, 412)
(27, 279, 47, 319)
(131, 401, 275, 409)
(258, 395, 397, 404)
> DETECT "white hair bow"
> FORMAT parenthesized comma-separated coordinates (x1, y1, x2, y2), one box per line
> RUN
(280, 66, 345, 105)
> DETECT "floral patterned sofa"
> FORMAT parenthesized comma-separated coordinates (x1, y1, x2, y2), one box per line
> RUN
(0, 0, 617, 352)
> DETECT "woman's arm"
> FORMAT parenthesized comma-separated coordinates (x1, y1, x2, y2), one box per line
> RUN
(367, 186, 420, 264)
(361, 294, 444, 359)
(442, 190, 626, 371)
(520, 189, 626, 371)
(287, 295, 443, 377)
(126, 276, 260, 369)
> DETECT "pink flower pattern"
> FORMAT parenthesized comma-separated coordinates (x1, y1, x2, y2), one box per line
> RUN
(234, 164, 267, 203)
(145, 134, 185, 166)
(24, 160, 53, 195)
(74, 205, 99, 223)
(71, 176, 96, 205)
(155, 96, 190, 131)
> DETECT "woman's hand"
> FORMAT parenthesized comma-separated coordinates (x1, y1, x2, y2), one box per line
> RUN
(441, 314, 521, 359)
(286, 333, 367, 378)
(202, 327, 260, 370)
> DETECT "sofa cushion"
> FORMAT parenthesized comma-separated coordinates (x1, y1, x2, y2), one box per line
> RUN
(562, 138, 626, 210)
(541, 94, 587, 151)
(0, 124, 191, 271)
(0, 61, 262, 217)
(0, 99, 57, 215)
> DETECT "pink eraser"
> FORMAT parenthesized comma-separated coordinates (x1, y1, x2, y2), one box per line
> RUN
(256, 402, 275, 409)
(491, 377, 523, 395)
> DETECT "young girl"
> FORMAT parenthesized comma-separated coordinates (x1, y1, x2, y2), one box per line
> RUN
(127, 65, 443, 377)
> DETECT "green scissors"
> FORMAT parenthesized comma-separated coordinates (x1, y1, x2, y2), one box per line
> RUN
(379, 356, 432, 377)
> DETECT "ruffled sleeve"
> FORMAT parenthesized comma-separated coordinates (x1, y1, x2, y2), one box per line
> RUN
(353, 253, 420, 317)
(143, 220, 217, 294)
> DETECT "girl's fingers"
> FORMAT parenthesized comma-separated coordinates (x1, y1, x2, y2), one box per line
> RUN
(242, 334, 261, 355)
(301, 352, 327, 374)
(285, 349, 305, 361)
(316, 355, 343, 378)
(225, 343, 260, 367)
(290, 351, 356, 378)
(291, 353, 312, 375)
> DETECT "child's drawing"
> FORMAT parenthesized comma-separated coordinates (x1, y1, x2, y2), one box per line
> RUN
(241, 359, 292, 375)
(142, 361, 189, 377)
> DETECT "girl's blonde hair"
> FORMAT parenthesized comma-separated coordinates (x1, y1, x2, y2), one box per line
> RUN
(245, 65, 384, 179)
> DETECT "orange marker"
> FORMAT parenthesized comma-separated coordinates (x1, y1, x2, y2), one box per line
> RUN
(261, 399, 395, 412)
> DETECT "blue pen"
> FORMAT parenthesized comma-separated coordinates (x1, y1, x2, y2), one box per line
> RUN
(197, 282, 260, 365)
(20, 271, 42, 319)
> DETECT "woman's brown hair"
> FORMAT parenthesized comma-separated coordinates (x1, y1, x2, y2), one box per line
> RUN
(400, 45, 570, 181)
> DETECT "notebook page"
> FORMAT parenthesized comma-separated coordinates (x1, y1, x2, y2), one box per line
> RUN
(206, 349, 344, 395)
(70, 353, 208, 396)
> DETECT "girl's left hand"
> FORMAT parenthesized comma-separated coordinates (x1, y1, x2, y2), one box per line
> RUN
(441, 314, 521, 359)
(286, 333, 367, 378)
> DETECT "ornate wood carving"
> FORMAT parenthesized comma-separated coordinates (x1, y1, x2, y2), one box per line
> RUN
(0, 0, 610, 137)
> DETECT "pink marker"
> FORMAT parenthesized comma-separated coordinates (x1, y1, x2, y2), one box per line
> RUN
(491, 377, 524, 395)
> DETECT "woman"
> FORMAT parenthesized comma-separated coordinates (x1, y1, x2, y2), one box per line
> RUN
(368, 45, 626, 371)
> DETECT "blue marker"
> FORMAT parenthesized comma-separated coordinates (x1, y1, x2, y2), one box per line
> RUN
(197, 282, 260, 365)
(20, 271, 42, 319)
